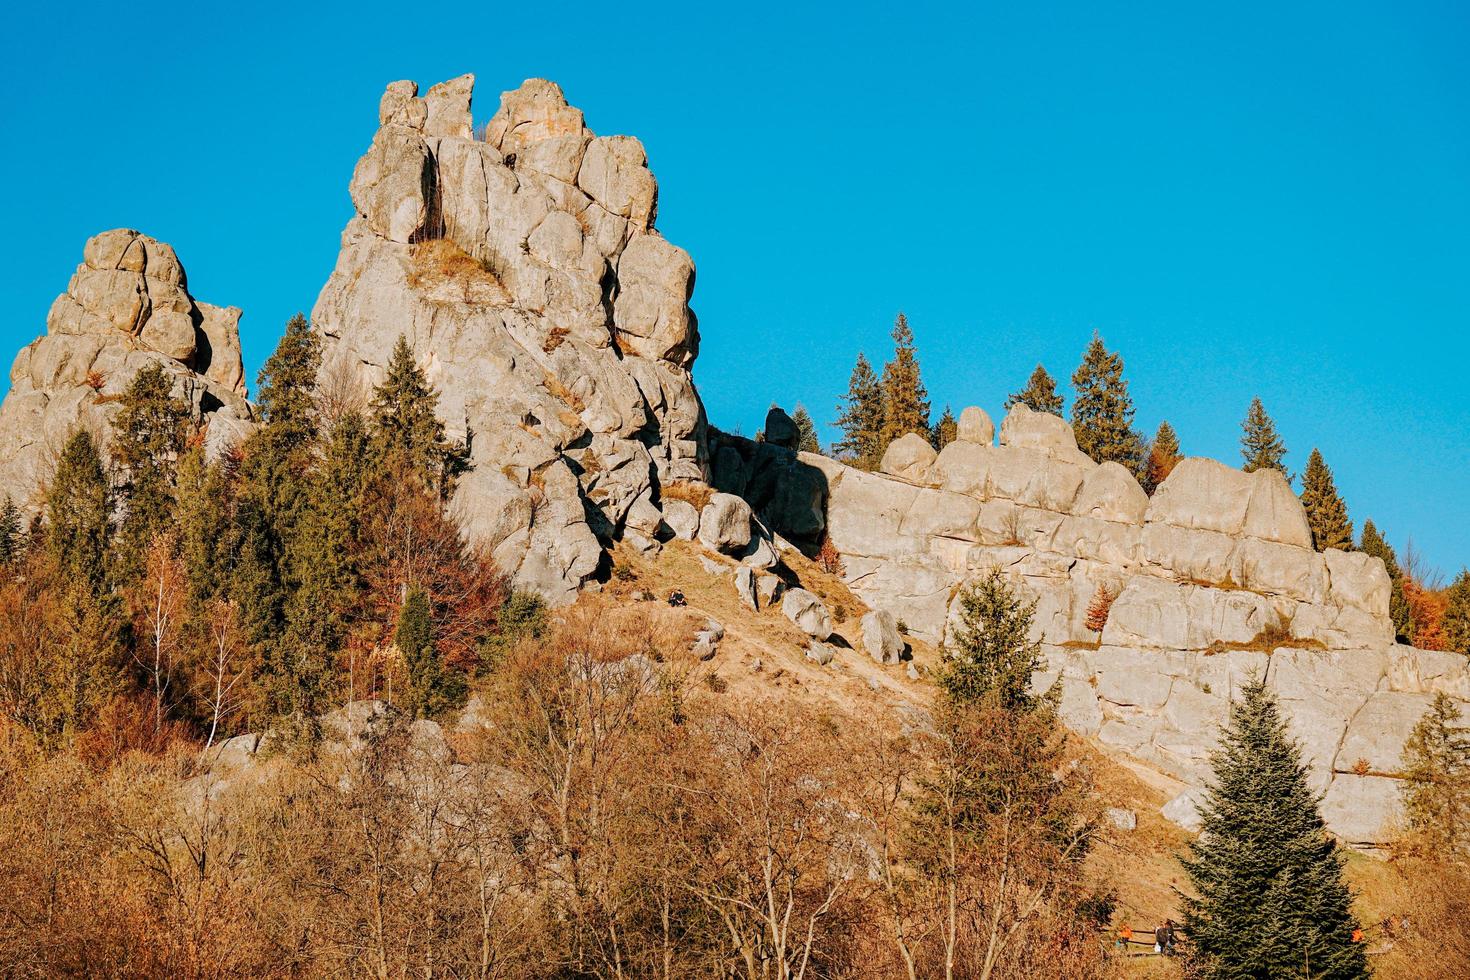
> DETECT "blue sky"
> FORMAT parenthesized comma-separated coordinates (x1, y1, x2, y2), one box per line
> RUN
(2, 1, 1467, 574)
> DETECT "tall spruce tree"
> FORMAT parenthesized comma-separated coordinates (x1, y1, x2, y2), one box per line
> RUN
(1143, 420, 1182, 495)
(48, 431, 113, 593)
(791, 404, 821, 454)
(1006, 363, 1065, 416)
(369, 334, 466, 493)
(879, 313, 930, 450)
(111, 363, 192, 577)
(1360, 520, 1412, 641)
(940, 568, 1045, 711)
(1182, 678, 1366, 979)
(834, 352, 884, 469)
(1299, 449, 1353, 552)
(1070, 333, 1145, 472)
(1443, 569, 1470, 656)
(932, 405, 957, 450)
(396, 587, 464, 718)
(1240, 397, 1290, 479)
(1400, 692, 1470, 857)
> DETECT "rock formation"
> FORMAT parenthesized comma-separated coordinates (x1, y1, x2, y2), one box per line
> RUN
(312, 75, 705, 603)
(0, 229, 253, 507)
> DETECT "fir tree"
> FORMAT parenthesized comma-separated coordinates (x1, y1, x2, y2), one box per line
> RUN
(1443, 569, 1470, 656)
(1240, 397, 1290, 479)
(1006, 363, 1064, 416)
(940, 568, 1046, 711)
(791, 404, 821, 454)
(833, 352, 884, 469)
(48, 431, 113, 593)
(1299, 449, 1353, 552)
(1182, 678, 1366, 980)
(879, 313, 930, 449)
(1400, 692, 1470, 857)
(174, 444, 232, 612)
(0, 496, 21, 568)
(1142, 420, 1181, 495)
(369, 334, 466, 493)
(1070, 333, 1145, 472)
(1360, 520, 1412, 641)
(932, 405, 957, 450)
(256, 313, 321, 451)
(396, 586, 464, 718)
(111, 363, 192, 577)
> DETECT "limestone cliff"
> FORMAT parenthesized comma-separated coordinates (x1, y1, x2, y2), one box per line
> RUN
(0, 229, 253, 508)
(312, 75, 705, 604)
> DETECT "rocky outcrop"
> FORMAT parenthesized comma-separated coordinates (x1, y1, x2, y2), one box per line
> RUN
(312, 75, 706, 603)
(0, 230, 253, 508)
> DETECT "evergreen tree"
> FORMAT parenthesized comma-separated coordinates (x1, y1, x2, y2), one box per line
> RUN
(833, 352, 884, 469)
(1400, 692, 1470, 857)
(1182, 678, 1366, 980)
(1299, 449, 1353, 552)
(1006, 363, 1064, 417)
(1443, 569, 1470, 656)
(111, 363, 192, 577)
(0, 496, 21, 568)
(1240, 397, 1290, 479)
(1070, 333, 1145, 472)
(1142, 420, 1182, 495)
(396, 586, 464, 718)
(940, 568, 1046, 711)
(369, 334, 466, 493)
(932, 405, 957, 450)
(879, 313, 930, 449)
(174, 444, 232, 613)
(1360, 520, 1412, 642)
(791, 404, 821, 454)
(48, 431, 113, 593)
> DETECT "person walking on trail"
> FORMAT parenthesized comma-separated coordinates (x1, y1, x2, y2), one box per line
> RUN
(1154, 919, 1176, 955)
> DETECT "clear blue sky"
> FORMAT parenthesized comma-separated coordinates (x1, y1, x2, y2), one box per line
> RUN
(3, 1, 1466, 574)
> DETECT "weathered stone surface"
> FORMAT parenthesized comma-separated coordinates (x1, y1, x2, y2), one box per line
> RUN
(805, 642, 836, 666)
(998, 404, 1084, 459)
(662, 499, 700, 540)
(1106, 807, 1138, 831)
(782, 588, 832, 640)
(956, 405, 994, 445)
(734, 565, 758, 610)
(1145, 457, 1253, 536)
(763, 406, 799, 448)
(880, 432, 938, 481)
(1072, 462, 1148, 524)
(861, 609, 904, 664)
(1162, 790, 1205, 832)
(699, 493, 753, 553)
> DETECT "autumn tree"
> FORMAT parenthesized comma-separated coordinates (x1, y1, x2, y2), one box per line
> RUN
(1142, 420, 1181, 494)
(1299, 448, 1353, 552)
(1069, 334, 1144, 473)
(834, 352, 884, 469)
(1240, 397, 1289, 479)
(198, 597, 250, 747)
(1006, 363, 1064, 417)
(791, 404, 821, 454)
(880, 313, 930, 449)
(1360, 519, 1412, 641)
(932, 405, 957, 450)
(129, 532, 186, 735)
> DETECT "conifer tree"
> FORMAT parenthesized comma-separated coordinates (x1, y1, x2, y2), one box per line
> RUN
(369, 335, 466, 493)
(1006, 363, 1064, 417)
(112, 363, 192, 577)
(879, 313, 930, 449)
(932, 405, 957, 450)
(1299, 449, 1353, 552)
(1400, 692, 1470, 857)
(396, 587, 464, 718)
(791, 404, 821, 454)
(833, 352, 884, 469)
(1360, 520, 1413, 641)
(174, 444, 232, 613)
(1240, 397, 1290, 479)
(1182, 678, 1366, 979)
(48, 431, 113, 593)
(1443, 569, 1470, 656)
(1142, 420, 1181, 495)
(1070, 333, 1145, 472)
(0, 496, 21, 568)
(940, 568, 1045, 711)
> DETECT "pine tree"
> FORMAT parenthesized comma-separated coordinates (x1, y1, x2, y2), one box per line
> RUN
(111, 363, 192, 578)
(833, 352, 884, 469)
(1299, 449, 1353, 552)
(1142, 420, 1181, 495)
(1182, 678, 1367, 980)
(940, 568, 1045, 711)
(879, 313, 930, 450)
(1070, 333, 1145, 472)
(48, 431, 113, 593)
(0, 496, 21, 568)
(932, 405, 957, 450)
(1360, 520, 1412, 642)
(1240, 397, 1290, 479)
(1400, 692, 1470, 857)
(396, 586, 464, 718)
(1443, 569, 1470, 656)
(369, 334, 466, 493)
(1006, 363, 1064, 417)
(791, 404, 821, 454)
(174, 444, 233, 613)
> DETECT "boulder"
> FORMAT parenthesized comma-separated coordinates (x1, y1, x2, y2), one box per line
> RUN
(1145, 457, 1253, 536)
(782, 588, 832, 639)
(699, 493, 753, 553)
(861, 609, 904, 664)
(1072, 461, 1148, 524)
(998, 404, 1084, 459)
(880, 432, 938, 481)
(1161, 790, 1205, 832)
(956, 406, 994, 445)
(734, 566, 758, 610)
(763, 406, 799, 449)
(662, 499, 700, 540)
(1105, 808, 1138, 832)
(756, 573, 784, 607)
(805, 642, 836, 666)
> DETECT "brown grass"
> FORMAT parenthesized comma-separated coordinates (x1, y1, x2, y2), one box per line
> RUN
(405, 239, 508, 304)
(543, 325, 570, 353)
(661, 480, 713, 511)
(1205, 622, 1327, 655)
(542, 372, 585, 412)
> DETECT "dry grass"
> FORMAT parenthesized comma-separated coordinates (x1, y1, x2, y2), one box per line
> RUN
(405, 239, 509, 304)
(661, 480, 714, 511)
(542, 372, 585, 412)
(1205, 623, 1327, 655)
(543, 325, 570, 353)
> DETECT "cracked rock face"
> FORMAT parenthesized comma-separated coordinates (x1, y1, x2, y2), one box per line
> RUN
(313, 75, 707, 604)
(0, 230, 253, 510)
